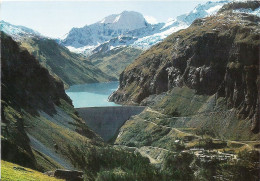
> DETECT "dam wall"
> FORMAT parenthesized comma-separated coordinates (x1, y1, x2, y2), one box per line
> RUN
(76, 106, 145, 141)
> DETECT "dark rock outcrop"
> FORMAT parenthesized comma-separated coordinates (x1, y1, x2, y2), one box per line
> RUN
(45, 170, 84, 181)
(54, 169, 84, 181)
(109, 3, 260, 133)
(219, 1, 260, 13)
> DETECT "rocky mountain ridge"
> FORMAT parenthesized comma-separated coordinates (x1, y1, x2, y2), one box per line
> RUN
(132, 0, 229, 49)
(62, 1, 229, 55)
(109, 1, 260, 135)
(20, 37, 116, 88)
(62, 11, 152, 48)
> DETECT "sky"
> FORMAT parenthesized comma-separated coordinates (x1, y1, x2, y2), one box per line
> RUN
(1, 1, 209, 38)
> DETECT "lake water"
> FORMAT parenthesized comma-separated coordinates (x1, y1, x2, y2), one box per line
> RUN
(66, 81, 120, 108)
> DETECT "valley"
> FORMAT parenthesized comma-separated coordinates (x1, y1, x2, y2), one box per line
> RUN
(65, 82, 259, 180)
(65, 81, 259, 168)
(62, 81, 260, 180)
(1, 1, 260, 181)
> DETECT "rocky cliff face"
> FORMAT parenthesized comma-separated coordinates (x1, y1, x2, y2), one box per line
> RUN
(1, 32, 71, 115)
(1, 32, 100, 170)
(110, 3, 260, 133)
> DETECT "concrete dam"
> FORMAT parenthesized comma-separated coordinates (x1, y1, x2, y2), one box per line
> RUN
(76, 106, 145, 141)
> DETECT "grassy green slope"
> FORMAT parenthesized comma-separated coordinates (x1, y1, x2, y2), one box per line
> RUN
(115, 88, 260, 180)
(21, 38, 116, 88)
(87, 47, 142, 78)
(1, 160, 64, 181)
(116, 87, 259, 152)
(153, 87, 259, 140)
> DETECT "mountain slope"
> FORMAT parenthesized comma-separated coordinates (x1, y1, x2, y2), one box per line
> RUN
(63, 1, 229, 55)
(132, 0, 229, 49)
(109, 2, 260, 139)
(62, 11, 164, 54)
(62, 11, 150, 48)
(0, 20, 42, 40)
(1, 32, 161, 180)
(1, 21, 116, 88)
(70, 1, 228, 80)
(1, 160, 63, 181)
(21, 38, 116, 88)
(98, 11, 148, 31)
(86, 46, 142, 78)
(1, 31, 100, 171)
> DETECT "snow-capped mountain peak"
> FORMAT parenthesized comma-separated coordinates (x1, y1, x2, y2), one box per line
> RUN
(62, 1, 230, 54)
(0, 20, 42, 41)
(99, 14, 118, 24)
(176, 1, 229, 24)
(98, 11, 148, 31)
(132, 0, 229, 49)
(62, 10, 151, 49)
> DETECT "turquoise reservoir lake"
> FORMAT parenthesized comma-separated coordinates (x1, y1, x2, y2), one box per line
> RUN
(66, 81, 120, 108)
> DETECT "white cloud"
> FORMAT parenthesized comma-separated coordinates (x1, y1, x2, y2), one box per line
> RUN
(144, 16, 158, 24)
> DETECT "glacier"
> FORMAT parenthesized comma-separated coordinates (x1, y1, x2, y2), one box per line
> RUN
(62, 1, 230, 55)
(131, 0, 229, 49)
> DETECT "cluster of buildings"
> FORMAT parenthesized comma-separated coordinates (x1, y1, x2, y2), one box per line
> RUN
(183, 148, 237, 162)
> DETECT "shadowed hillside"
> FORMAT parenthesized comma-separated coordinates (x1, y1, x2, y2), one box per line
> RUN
(1, 31, 100, 171)
(1, 32, 161, 180)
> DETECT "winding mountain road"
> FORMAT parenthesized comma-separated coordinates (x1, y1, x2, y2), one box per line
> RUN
(143, 108, 255, 149)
